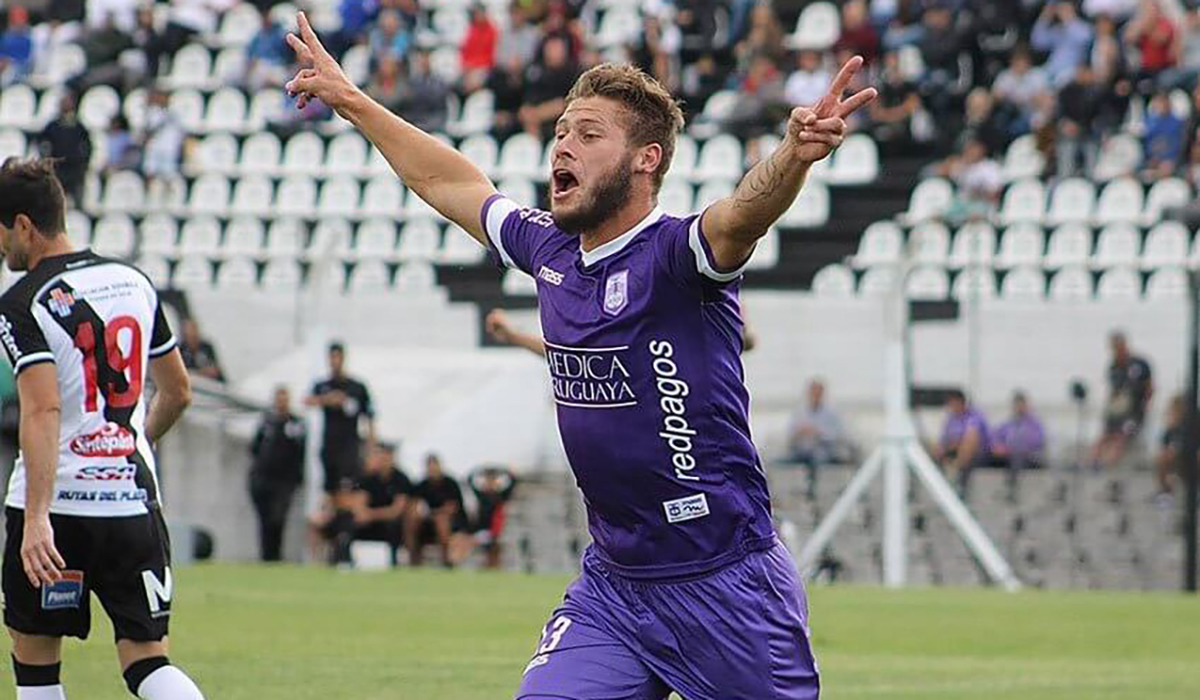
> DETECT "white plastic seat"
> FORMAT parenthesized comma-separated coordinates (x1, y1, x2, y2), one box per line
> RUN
(904, 266, 949, 300)
(202, 88, 247, 133)
(995, 224, 1045, 269)
(91, 215, 137, 258)
(239, 132, 282, 175)
(325, 132, 367, 176)
(908, 222, 950, 266)
(364, 145, 393, 178)
(694, 135, 744, 182)
(265, 219, 305, 259)
(135, 256, 171, 288)
(165, 44, 212, 89)
(439, 226, 487, 265)
(66, 211, 92, 246)
(275, 176, 317, 219)
(317, 177, 362, 218)
(1142, 178, 1191, 226)
(246, 89, 284, 132)
(0, 84, 37, 129)
(502, 268, 537, 296)
(829, 134, 879, 185)
(1002, 135, 1044, 182)
(355, 219, 398, 260)
(999, 179, 1046, 225)
(431, 8, 470, 44)
(397, 221, 441, 261)
(952, 268, 998, 301)
(308, 219, 353, 260)
(746, 227, 779, 270)
(499, 177, 537, 209)
(395, 261, 438, 294)
(122, 88, 147, 132)
(1142, 222, 1189, 270)
(947, 222, 997, 269)
(458, 134, 499, 178)
(429, 46, 462, 84)
(596, 8, 641, 47)
(39, 44, 87, 86)
(1046, 178, 1096, 226)
(310, 260, 349, 293)
(902, 178, 954, 224)
(215, 257, 259, 290)
(261, 259, 303, 291)
(786, 1, 840, 50)
(699, 91, 739, 125)
(1044, 224, 1093, 269)
(858, 266, 898, 297)
(852, 221, 903, 268)
(101, 172, 146, 214)
(694, 180, 736, 210)
(167, 89, 205, 133)
(0, 129, 25, 161)
(78, 85, 120, 132)
(230, 176, 274, 217)
(1093, 134, 1142, 181)
(659, 180, 694, 217)
(361, 177, 404, 218)
(222, 217, 265, 258)
(188, 133, 239, 176)
(171, 257, 214, 290)
(282, 132, 326, 174)
(498, 134, 543, 180)
(1048, 266, 1094, 302)
(179, 217, 223, 257)
(1092, 224, 1141, 269)
(669, 136, 698, 182)
(448, 89, 494, 137)
(1146, 267, 1189, 300)
(811, 263, 856, 298)
(1094, 177, 1143, 225)
(347, 259, 392, 294)
(186, 174, 231, 217)
(1096, 267, 1142, 301)
(403, 188, 444, 222)
(779, 180, 829, 228)
(211, 48, 246, 87)
(138, 214, 178, 257)
(1000, 267, 1046, 301)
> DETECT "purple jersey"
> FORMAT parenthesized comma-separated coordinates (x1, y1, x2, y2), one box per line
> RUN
(483, 195, 775, 580)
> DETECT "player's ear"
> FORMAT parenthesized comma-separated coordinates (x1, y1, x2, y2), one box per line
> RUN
(14, 214, 35, 239)
(635, 143, 663, 177)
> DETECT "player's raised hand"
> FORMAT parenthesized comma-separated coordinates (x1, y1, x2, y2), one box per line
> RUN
(785, 55, 877, 164)
(485, 309, 515, 345)
(285, 12, 358, 113)
(22, 516, 65, 588)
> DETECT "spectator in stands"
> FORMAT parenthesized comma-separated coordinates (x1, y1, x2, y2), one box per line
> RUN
(1031, 0, 1094, 88)
(1124, 0, 1178, 88)
(733, 3, 785, 69)
(940, 139, 1004, 224)
(959, 87, 1013, 157)
(102, 114, 138, 174)
(538, 0, 585, 64)
(1142, 91, 1186, 180)
(36, 94, 91, 207)
(1083, 0, 1139, 22)
(405, 454, 468, 568)
(401, 49, 451, 134)
(786, 379, 851, 487)
(519, 36, 578, 139)
(140, 88, 186, 196)
(834, 0, 879, 66)
(73, 11, 135, 93)
(681, 53, 726, 121)
(631, 12, 680, 91)
(366, 54, 406, 114)
(868, 51, 924, 149)
(993, 48, 1050, 131)
(1089, 14, 1126, 88)
(991, 391, 1047, 472)
(785, 50, 832, 108)
(245, 7, 291, 91)
(917, 3, 965, 119)
(306, 342, 376, 495)
(0, 7, 34, 87)
(148, 0, 237, 78)
(496, 3, 540, 70)
(933, 389, 991, 495)
(249, 386, 306, 562)
(87, 0, 140, 34)
(179, 317, 225, 382)
(486, 4, 540, 136)
(349, 441, 411, 566)
(460, 4, 497, 95)
(1153, 394, 1186, 505)
(369, 8, 410, 67)
(1093, 331, 1154, 470)
(1056, 64, 1102, 177)
(468, 466, 517, 569)
(724, 53, 787, 139)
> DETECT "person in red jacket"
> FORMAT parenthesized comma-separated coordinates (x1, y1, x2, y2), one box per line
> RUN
(460, 4, 497, 93)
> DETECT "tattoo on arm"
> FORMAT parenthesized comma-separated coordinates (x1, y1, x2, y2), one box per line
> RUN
(734, 152, 790, 208)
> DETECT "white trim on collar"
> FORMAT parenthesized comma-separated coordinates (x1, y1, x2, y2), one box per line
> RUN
(579, 207, 664, 267)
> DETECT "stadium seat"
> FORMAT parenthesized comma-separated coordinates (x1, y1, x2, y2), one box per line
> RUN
(239, 132, 282, 175)
(747, 227, 779, 270)
(780, 180, 829, 228)
(325, 132, 368, 176)
(100, 172, 146, 215)
(92, 215, 137, 258)
(670, 135, 699, 182)
(429, 46, 462, 84)
(448, 89, 494, 137)
(317, 177, 362, 219)
(211, 48, 247, 87)
(261, 259, 303, 292)
(1141, 222, 1189, 270)
(659, 180, 695, 217)
(809, 263, 853, 298)
(901, 178, 953, 225)
(431, 8, 470, 45)
(1002, 135, 1044, 182)
(37, 43, 87, 87)
(66, 210, 93, 246)
(202, 88, 248, 133)
(458, 134, 499, 178)
(1046, 178, 1096, 226)
(0, 84, 38, 130)
(275, 176, 318, 219)
(217, 3, 260, 47)
(265, 219, 305, 259)
(904, 266, 949, 300)
(172, 257, 214, 290)
(999, 179, 1046, 226)
(168, 89, 205, 133)
(498, 134, 543, 180)
(309, 219, 353, 260)
(1093, 134, 1141, 182)
(215, 257, 259, 290)
(855, 266, 897, 300)
(1092, 224, 1141, 269)
(829, 134, 879, 185)
(951, 268, 997, 301)
(186, 174, 232, 219)
(188, 133, 239, 176)
(230, 176, 275, 217)
(311, 260, 349, 293)
(852, 221, 903, 269)
(498, 177, 538, 209)
(786, 1, 839, 50)
(136, 255, 171, 289)
(1146, 267, 1189, 300)
(340, 44, 371, 85)
(1142, 178, 1191, 226)
(1170, 88, 1192, 119)
(36, 86, 66, 130)
(348, 260, 392, 294)
(364, 143, 395, 178)
(694, 179, 736, 210)
(1096, 267, 1142, 301)
(437, 226, 485, 265)
(122, 87, 147, 132)
(596, 9, 642, 48)
(947, 222, 997, 269)
(1044, 224, 1093, 269)
(138, 214, 178, 257)
(0, 129, 27, 161)
(398, 221, 442, 261)
(78, 85, 120, 132)
(502, 268, 537, 296)
(362, 176, 404, 218)
(247, 89, 285, 132)
(909, 222, 951, 266)
(403, 188, 445, 221)
(355, 219, 399, 260)
(694, 135, 744, 182)
(1000, 267, 1046, 301)
(1048, 266, 1094, 302)
(165, 44, 213, 90)
(179, 216, 223, 258)
(282, 132, 326, 174)
(395, 261, 439, 294)
(222, 217, 265, 258)
(995, 224, 1044, 269)
(1094, 178, 1143, 225)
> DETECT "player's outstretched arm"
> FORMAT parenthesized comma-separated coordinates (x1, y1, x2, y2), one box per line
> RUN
(285, 12, 496, 244)
(702, 56, 877, 271)
(16, 363, 67, 586)
(145, 348, 193, 444)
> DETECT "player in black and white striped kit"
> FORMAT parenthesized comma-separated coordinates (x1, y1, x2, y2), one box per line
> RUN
(0, 159, 205, 700)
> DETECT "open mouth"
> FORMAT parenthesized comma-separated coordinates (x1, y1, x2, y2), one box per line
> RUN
(552, 168, 580, 198)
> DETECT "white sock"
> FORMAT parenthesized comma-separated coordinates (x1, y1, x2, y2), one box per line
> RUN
(16, 686, 66, 700)
(136, 666, 205, 700)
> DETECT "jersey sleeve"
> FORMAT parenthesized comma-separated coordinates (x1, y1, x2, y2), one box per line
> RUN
(0, 295, 55, 375)
(481, 194, 559, 275)
(148, 299, 178, 358)
(654, 209, 755, 290)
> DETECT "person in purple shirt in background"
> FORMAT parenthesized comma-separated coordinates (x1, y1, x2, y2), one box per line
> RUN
(933, 389, 991, 498)
(991, 391, 1047, 502)
(285, 10, 875, 698)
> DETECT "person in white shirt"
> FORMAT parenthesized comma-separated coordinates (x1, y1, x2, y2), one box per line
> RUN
(785, 50, 832, 107)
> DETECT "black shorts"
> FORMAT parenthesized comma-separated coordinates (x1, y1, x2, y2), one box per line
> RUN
(417, 511, 469, 544)
(320, 446, 361, 493)
(3, 507, 173, 642)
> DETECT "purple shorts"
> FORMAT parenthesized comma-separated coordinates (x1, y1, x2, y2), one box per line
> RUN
(515, 539, 820, 699)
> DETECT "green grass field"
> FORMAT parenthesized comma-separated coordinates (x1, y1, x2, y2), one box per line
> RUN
(30, 565, 1200, 699)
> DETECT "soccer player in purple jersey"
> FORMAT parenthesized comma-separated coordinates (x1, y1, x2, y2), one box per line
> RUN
(286, 12, 875, 698)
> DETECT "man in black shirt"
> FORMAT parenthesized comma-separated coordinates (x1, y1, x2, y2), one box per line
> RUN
(306, 342, 375, 495)
(248, 386, 306, 562)
(350, 442, 411, 564)
(36, 94, 91, 206)
(405, 454, 467, 567)
(1093, 331, 1154, 470)
(469, 466, 516, 569)
(178, 317, 224, 382)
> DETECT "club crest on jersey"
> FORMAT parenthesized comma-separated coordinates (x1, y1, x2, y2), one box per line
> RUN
(41, 570, 85, 610)
(603, 270, 629, 316)
(70, 422, 137, 457)
(48, 288, 76, 318)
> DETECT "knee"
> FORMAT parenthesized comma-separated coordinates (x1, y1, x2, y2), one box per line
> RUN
(9, 630, 61, 665)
